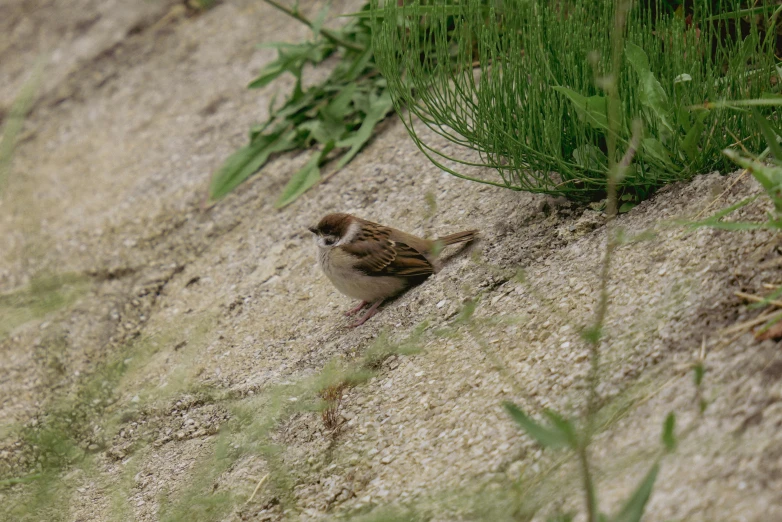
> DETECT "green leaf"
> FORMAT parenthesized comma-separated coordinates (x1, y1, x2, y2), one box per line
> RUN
(624, 41, 650, 71)
(723, 149, 782, 212)
(673, 73, 692, 84)
(248, 42, 331, 89)
(693, 363, 704, 387)
(298, 118, 346, 145)
(542, 410, 578, 449)
(581, 325, 602, 344)
(694, 98, 782, 110)
(690, 219, 772, 231)
(686, 194, 774, 230)
(611, 463, 659, 522)
(573, 144, 607, 171)
(275, 141, 335, 208)
(342, 44, 374, 82)
(553, 86, 608, 131)
(751, 109, 782, 163)
(248, 45, 308, 89)
(0, 474, 42, 487)
(334, 91, 393, 170)
(247, 60, 290, 90)
(662, 412, 676, 452)
(680, 110, 707, 162)
(311, 3, 330, 39)
(619, 202, 636, 213)
(687, 195, 758, 227)
(625, 42, 674, 134)
(323, 83, 358, 123)
(642, 138, 677, 171)
(676, 107, 691, 132)
(209, 129, 297, 201)
(351, 90, 371, 116)
(503, 402, 571, 449)
(271, 90, 318, 123)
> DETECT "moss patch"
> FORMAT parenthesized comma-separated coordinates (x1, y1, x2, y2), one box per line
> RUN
(0, 273, 89, 339)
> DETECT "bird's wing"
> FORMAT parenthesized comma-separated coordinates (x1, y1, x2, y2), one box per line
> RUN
(341, 223, 434, 278)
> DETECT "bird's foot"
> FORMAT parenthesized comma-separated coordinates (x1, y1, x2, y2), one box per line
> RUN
(344, 301, 368, 316)
(350, 300, 383, 327)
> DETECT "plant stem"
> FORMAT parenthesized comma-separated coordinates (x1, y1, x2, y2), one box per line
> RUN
(581, 2, 635, 521)
(578, 443, 598, 522)
(260, 0, 365, 52)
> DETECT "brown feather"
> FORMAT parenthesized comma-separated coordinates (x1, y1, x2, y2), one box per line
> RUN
(435, 230, 478, 246)
(343, 220, 435, 279)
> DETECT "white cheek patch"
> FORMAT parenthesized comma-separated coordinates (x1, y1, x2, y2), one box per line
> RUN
(337, 221, 361, 246)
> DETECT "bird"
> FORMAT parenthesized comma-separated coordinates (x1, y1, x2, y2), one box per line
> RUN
(309, 213, 477, 326)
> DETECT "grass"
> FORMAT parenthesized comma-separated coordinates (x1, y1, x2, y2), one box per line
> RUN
(0, 273, 89, 339)
(157, 323, 431, 520)
(0, 58, 42, 194)
(360, 2, 779, 517)
(207, 1, 394, 208)
(0, 311, 217, 518)
(1, 276, 493, 521)
(327, 365, 678, 521)
(371, 0, 779, 205)
(683, 101, 782, 340)
(465, 1, 694, 519)
(156, 378, 321, 520)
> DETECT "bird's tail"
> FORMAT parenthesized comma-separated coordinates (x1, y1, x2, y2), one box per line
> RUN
(435, 229, 478, 246)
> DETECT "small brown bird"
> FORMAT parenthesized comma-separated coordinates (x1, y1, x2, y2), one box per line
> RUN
(309, 213, 477, 326)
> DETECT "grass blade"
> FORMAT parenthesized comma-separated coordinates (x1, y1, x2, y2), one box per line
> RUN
(722, 149, 782, 212)
(542, 409, 579, 449)
(334, 91, 392, 170)
(680, 111, 707, 163)
(612, 463, 659, 522)
(702, 5, 779, 21)
(209, 129, 297, 201)
(661, 412, 676, 452)
(751, 109, 782, 163)
(503, 402, 570, 449)
(275, 141, 336, 208)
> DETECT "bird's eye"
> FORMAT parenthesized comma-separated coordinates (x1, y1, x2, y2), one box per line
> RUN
(324, 237, 335, 246)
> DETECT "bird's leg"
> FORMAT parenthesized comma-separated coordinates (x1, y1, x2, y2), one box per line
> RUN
(350, 299, 383, 327)
(344, 301, 368, 316)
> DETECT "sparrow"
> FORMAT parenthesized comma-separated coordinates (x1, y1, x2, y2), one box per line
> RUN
(309, 213, 477, 326)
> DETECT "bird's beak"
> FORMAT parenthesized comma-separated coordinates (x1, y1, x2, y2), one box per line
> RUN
(308, 226, 318, 234)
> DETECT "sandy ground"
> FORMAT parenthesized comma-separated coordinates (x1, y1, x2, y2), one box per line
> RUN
(1, 1, 781, 521)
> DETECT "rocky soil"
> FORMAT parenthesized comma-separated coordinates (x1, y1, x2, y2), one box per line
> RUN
(1, 1, 781, 521)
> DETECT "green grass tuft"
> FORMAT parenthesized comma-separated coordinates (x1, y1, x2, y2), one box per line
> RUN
(0, 273, 89, 339)
(371, 0, 779, 203)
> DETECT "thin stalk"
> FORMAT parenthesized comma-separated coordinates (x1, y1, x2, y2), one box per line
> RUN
(581, 1, 635, 521)
(578, 442, 598, 521)
(261, 0, 365, 52)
